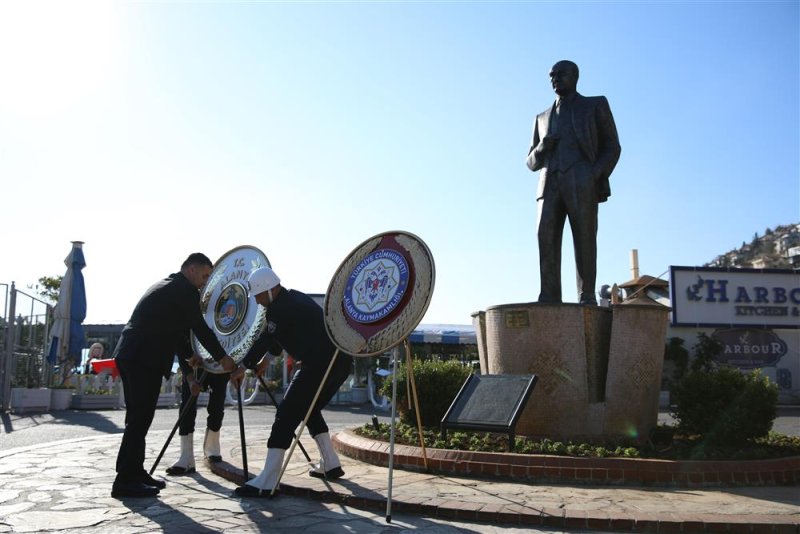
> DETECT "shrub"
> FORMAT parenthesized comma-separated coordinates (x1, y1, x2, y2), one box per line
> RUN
(671, 367, 778, 446)
(663, 337, 689, 390)
(83, 388, 114, 395)
(690, 332, 722, 372)
(379, 357, 473, 427)
(354, 421, 800, 460)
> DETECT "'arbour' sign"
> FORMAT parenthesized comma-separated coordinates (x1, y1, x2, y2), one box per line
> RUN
(712, 328, 788, 369)
(670, 266, 800, 329)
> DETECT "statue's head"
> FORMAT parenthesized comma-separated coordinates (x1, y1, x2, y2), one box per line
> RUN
(549, 60, 579, 97)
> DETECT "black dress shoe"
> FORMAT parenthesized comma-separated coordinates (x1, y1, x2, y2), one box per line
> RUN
(165, 465, 196, 476)
(309, 466, 345, 480)
(206, 455, 222, 463)
(234, 484, 277, 498)
(139, 471, 167, 489)
(111, 480, 160, 499)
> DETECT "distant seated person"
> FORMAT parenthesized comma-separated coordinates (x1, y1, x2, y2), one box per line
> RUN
(85, 342, 105, 374)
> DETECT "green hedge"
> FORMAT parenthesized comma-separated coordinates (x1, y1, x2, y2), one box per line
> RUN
(379, 358, 473, 427)
(671, 367, 778, 446)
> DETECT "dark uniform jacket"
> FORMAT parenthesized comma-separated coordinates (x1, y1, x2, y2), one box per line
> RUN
(241, 289, 338, 369)
(113, 272, 227, 378)
(526, 92, 621, 203)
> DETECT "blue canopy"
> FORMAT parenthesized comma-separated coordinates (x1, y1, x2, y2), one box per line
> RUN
(408, 324, 476, 345)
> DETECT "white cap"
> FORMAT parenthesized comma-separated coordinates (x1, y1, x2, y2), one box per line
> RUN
(247, 267, 281, 297)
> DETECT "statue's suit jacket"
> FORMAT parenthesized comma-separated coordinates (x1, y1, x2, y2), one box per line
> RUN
(526, 93, 621, 203)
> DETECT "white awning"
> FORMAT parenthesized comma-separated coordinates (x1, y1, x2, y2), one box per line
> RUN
(409, 324, 476, 345)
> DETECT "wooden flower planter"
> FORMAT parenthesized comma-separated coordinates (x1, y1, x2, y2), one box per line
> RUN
(10, 388, 51, 413)
(156, 392, 177, 408)
(71, 394, 121, 410)
(49, 389, 75, 410)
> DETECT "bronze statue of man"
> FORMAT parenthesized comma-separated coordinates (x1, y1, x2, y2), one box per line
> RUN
(526, 60, 621, 305)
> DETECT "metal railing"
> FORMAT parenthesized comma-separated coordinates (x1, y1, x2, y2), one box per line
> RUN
(1, 282, 53, 411)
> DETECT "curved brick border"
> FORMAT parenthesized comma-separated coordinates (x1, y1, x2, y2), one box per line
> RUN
(208, 431, 799, 533)
(334, 429, 800, 488)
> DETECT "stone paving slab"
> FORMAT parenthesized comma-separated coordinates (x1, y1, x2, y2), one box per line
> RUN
(212, 428, 800, 533)
(0, 426, 797, 533)
(0, 431, 541, 533)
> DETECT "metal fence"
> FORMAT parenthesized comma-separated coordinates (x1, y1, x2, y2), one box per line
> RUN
(1, 282, 54, 411)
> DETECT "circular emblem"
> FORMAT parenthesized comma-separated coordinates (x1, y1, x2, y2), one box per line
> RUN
(325, 231, 435, 357)
(344, 249, 410, 324)
(192, 245, 271, 373)
(213, 282, 248, 334)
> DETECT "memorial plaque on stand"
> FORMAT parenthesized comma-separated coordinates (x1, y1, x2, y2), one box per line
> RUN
(441, 374, 537, 451)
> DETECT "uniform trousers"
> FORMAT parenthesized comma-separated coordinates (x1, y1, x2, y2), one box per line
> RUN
(267, 353, 352, 449)
(178, 370, 230, 435)
(115, 358, 163, 481)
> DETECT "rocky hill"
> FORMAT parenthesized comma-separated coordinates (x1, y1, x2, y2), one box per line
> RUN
(705, 223, 800, 269)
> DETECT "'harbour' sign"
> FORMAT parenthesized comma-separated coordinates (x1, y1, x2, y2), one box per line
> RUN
(670, 266, 800, 329)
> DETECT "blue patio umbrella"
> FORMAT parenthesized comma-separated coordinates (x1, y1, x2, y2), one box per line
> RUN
(47, 242, 87, 369)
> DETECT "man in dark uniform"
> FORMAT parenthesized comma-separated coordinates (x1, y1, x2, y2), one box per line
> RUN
(164, 355, 231, 475)
(112, 253, 236, 498)
(526, 60, 621, 305)
(230, 266, 352, 497)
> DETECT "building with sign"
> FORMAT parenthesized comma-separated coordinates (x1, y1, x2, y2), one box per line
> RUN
(668, 266, 800, 404)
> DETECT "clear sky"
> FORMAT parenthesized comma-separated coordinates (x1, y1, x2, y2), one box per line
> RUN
(1, 0, 798, 326)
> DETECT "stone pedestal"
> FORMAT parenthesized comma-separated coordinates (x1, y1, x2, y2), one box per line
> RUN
(472, 311, 489, 376)
(474, 301, 669, 443)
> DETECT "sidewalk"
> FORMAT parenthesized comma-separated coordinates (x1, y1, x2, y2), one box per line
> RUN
(212, 428, 800, 533)
(0, 429, 532, 534)
(0, 426, 796, 533)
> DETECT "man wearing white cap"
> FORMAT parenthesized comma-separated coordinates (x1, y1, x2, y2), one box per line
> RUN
(230, 266, 352, 498)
